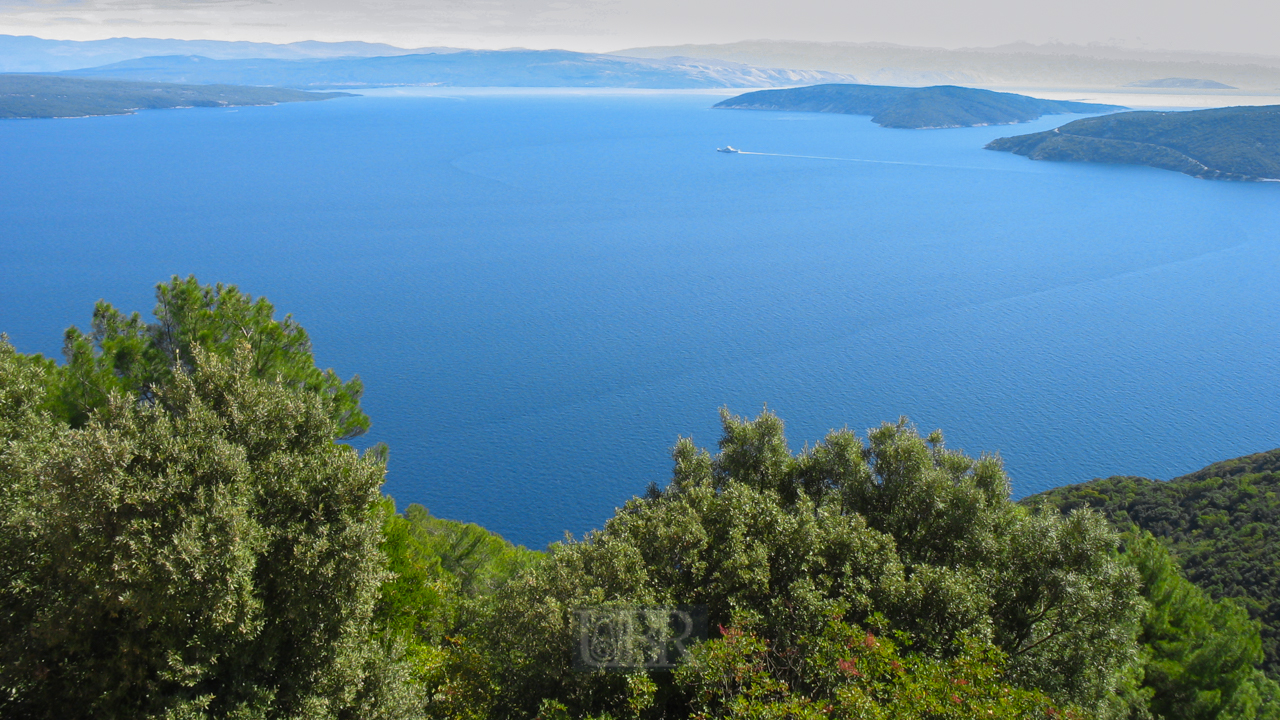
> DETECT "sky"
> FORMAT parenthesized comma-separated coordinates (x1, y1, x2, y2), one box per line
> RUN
(1, 0, 1278, 56)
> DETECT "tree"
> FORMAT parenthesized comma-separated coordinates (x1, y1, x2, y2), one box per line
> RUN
(1025, 455, 1280, 679)
(675, 621, 1080, 720)
(52, 275, 369, 439)
(374, 498, 540, 717)
(1124, 531, 1280, 720)
(0, 337, 415, 719)
(461, 409, 1142, 719)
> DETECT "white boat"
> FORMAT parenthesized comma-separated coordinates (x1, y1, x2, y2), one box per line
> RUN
(717, 146, 739, 153)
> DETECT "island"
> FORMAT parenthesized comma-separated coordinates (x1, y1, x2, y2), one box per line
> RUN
(986, 105, 1280, 181)
(712, 83, 1125, 129)
(0, 74, 352, 119)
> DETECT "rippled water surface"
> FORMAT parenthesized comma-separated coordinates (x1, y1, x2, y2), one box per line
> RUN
(3, 89, 1278, 546)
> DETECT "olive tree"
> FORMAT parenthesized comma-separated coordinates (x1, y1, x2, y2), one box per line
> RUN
(465, 410, 1142, 719)
(0, 337, 416, 719)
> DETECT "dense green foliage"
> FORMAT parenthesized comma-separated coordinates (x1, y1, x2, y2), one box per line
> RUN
(376, 499, 539, 682)
(668, 622, 1077, 720)
(714, 83, 1122, 128)
(0, 74, 349, 118)
(0, 337, 417, 719)
(1123, 533, 1280, 720)
(52, 275, 370, 438)
(5, 277, 1277, 720)
(986, 106, 1280, 180)
(435, 411, 1141, 719)
(1026, 450, 1280, 678)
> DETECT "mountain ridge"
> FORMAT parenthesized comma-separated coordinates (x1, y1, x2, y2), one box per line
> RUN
(0, 33, 460, 73)
(613, 40, 1280, 90)
(48, 50, 859, 89)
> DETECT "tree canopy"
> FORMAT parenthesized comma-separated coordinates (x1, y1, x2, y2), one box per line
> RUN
(51, 275, 369, 439)
(1123, 532, 1280, 720)
(447, 411, 1142, 719)
(1026, 451, 1280, 678)
(4, 278, 1276, 720)
(0, 337, 413, 719)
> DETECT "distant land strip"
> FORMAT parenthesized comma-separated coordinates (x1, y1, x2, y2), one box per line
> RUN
(714, 83, 1124, 129)
(48, 50, 859, 90)
(987, 105, 1280, 181)
(0, 75, 352, 119)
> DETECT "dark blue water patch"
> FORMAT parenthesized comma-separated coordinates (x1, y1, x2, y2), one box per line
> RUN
(2, 90, 1277, 548)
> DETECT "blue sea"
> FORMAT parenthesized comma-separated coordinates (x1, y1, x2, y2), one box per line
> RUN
(2, 89, 1278, 547)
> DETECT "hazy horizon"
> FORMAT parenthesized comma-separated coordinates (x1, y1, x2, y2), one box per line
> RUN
(1, 0, 1277, 58)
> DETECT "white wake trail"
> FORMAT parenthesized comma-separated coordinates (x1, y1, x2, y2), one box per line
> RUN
(734, 150, 994, 172)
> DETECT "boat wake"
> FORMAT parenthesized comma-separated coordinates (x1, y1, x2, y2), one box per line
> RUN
(720, 148, 1005, 172)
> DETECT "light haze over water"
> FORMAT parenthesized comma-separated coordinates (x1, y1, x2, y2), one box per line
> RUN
(2, 90, 1278, 546)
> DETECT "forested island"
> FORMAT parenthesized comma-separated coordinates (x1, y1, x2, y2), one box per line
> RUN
(2, 277, 1278, 720)
(986, 105, 1280, 180)
(0, 74, 351, 118)
(713, 83, 1124, 128)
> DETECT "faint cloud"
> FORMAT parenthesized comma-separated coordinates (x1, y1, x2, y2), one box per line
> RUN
(0, 1, 88, 6)
(1, 0, 1277, 57)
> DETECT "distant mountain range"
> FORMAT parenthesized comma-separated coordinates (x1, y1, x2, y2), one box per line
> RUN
(986, 105, 1280, 181)
(0, 75, 349, 119)
(1124, 77, 1237, 89)
(714, 84, 1123, 129)
(10, 35, 1280, 92)
(0, 34, 458, 73)
(614, 40, 1280, 91)
(43, 50, 858, 89)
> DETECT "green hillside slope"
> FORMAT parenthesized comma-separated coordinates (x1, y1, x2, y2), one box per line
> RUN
(987, 105, 1280, 180)
(1025, 448, 1280, 676)
(714, 83, 1122, 128)
(0, 74, 350, 118)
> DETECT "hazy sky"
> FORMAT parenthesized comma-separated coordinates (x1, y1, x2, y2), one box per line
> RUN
(1, 0, 1278, 56)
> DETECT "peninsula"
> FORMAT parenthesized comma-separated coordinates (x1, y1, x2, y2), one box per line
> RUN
(986, 105, 1280, 181)
(713, 83, 1124, 128)
(0, 74, 351, 119)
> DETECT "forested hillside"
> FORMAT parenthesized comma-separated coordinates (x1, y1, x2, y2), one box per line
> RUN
(3, 277, 1278, 719)
(714, 83, 1122, 128)
(1026, 449, 1280, 677)
(0, 74, 349, 118)
(986, 105, 1280, 180)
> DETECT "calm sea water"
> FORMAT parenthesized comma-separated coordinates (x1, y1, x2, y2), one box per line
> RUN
(2, 89, 1278, 547)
